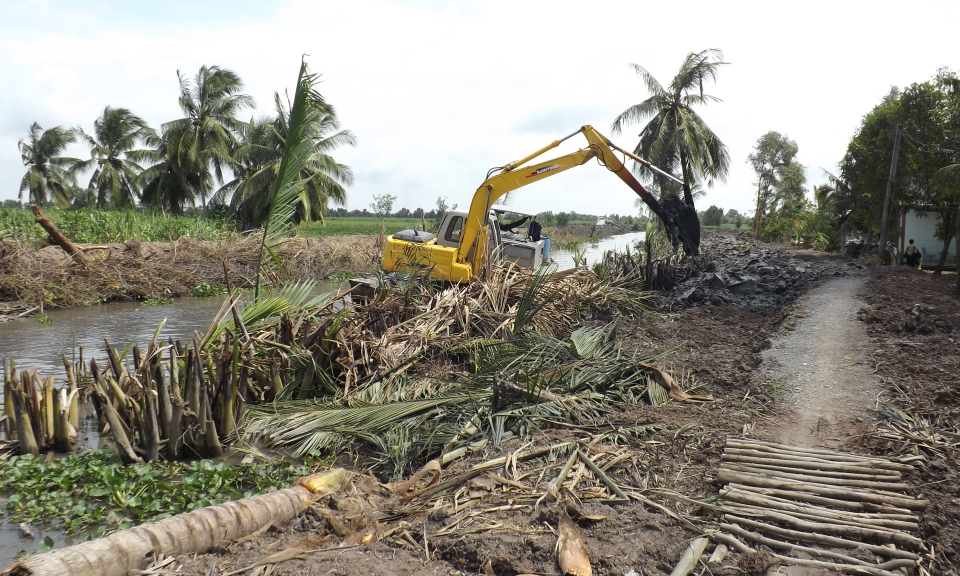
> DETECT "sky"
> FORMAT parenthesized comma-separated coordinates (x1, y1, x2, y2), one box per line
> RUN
(1, 0, 957, 218)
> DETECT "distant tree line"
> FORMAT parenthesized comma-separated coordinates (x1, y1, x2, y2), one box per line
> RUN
(16, 65, 356, 229)
(744, 67, 959, 275)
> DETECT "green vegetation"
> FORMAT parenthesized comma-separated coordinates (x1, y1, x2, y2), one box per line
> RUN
(189, 282, 228, 297)
(0, 207, 231, 243)
(140, 296, 174, 307)
(15, 60, 355, 229)
(0, 450, 308, 536)
(296, 216, 424, 237)
(745, 67, 960, 266)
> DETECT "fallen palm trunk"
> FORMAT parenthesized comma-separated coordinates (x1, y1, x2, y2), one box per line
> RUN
(3, 486, 315, 576)
(30, 204, 86, 266)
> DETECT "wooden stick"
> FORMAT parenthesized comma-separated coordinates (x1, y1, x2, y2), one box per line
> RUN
(721, 489, 919, 529)
(706, 531, 753, 553)
(719, 522, 916, 570)
(723, 515, 920, 560)
(668, 537, 708, 576)
(706, 543, 728, 565)
(720, 524, 916, 576)
(723, 506, 924, 550)
(718, 472, 927, 510)
(766, 554, 907, 576)
(722, 453, 903, 478)
(725, 441, 912, 471)
(726, 437, 890, 459)
(726, 483, 914, 515)
(721, 463, 911, 490)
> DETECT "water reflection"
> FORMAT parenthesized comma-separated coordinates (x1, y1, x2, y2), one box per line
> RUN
(551, 231, 646, 270)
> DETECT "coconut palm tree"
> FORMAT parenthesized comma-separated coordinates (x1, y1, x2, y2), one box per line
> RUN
(74, 106, 157, 209)
(163, 65, 254, 212)
(218, 91, 356, 228)
(137, 129, 201, 216)
(18, 122, 80, 207)
(611, 49, 730, 209)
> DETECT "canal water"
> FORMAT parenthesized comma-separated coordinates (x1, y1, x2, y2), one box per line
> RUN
(550, 230, 645, 270)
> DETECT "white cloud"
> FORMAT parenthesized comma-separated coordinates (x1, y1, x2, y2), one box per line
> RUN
(1, 0, 957, 217)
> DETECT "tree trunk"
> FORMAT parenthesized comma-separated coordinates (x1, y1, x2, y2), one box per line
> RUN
(955, 206, 960, 296)
(678, 150, 694, 208)
(4, 486, 315, 576)
(754, 184, 765, 239)
(934, 207, 954, 275)
(30, 205, 86, 266)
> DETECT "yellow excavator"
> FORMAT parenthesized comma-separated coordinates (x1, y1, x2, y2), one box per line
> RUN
(381, 125, 701, 282)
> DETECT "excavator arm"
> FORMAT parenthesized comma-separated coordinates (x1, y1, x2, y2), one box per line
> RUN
(457, 125, 700, 275)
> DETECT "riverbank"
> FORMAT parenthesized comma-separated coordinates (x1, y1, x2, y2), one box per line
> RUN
(0, 234, 380, 313)
(0, 224, 633, 315)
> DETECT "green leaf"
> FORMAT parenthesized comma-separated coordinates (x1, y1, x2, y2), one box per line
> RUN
(37, 536, 54, 552)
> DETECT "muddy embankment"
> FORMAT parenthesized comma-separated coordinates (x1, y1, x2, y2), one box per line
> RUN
(0, 224, 629, 316)
(158, 230, 890, 576)
(0, 234, 381, 314)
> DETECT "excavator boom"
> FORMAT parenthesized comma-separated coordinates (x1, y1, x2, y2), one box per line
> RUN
(382, 125, 701, 282)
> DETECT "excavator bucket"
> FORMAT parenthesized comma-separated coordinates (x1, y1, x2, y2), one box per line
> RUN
(662, 195, 701, 256)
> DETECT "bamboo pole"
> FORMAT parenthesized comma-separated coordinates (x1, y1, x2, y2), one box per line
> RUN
(720, 463, 911, 490)
(26, 373, 44, 450)
(719, 523, 915, 576)
(104, 342, 124, 382)
(727, 483, 913, 514)
(724, 441, 912, 471)
(5, 486, 314, 576)
(52, 389, 71, 453)
(90, 365, 142, 465)
(200, 391, 222, 458)
(723, 515, 920, 560)
(220, 337, 239, 437)
(141, 389, 159, 462)
(668, 537, 708, 576)
(11, 385, 39, 456)
(42, 377, 54, 445)
(721, 488, 919, 529)
(61, 353, 79, 430)
(722, 453, 903, 477)
(723, 506, 923, 550)
(717, 472, 927, 510)
(725, 502, 918, 534)
(4, 374, 16, 440)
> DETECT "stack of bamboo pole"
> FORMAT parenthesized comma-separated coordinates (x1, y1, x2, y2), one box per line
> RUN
(711, 438, 928, 576)
(2, 358, 79, 457)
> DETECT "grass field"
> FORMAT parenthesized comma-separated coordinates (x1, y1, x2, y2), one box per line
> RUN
(0, 207, 231, 243)
(295, 217, 425, 237)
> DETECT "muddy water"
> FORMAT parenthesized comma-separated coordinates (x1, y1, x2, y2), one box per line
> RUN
(0, 282, 343, 377)
(550, 231, 646, 270)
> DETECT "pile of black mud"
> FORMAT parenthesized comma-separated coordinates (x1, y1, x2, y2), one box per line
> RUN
(658, 232, 860, 312)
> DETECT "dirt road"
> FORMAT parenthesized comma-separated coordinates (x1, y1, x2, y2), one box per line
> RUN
(757, 274, 879, 448)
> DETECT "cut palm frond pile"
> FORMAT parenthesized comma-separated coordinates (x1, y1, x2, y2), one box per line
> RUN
(237, 264, 708, 471)
(869, 406, 959, 459)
